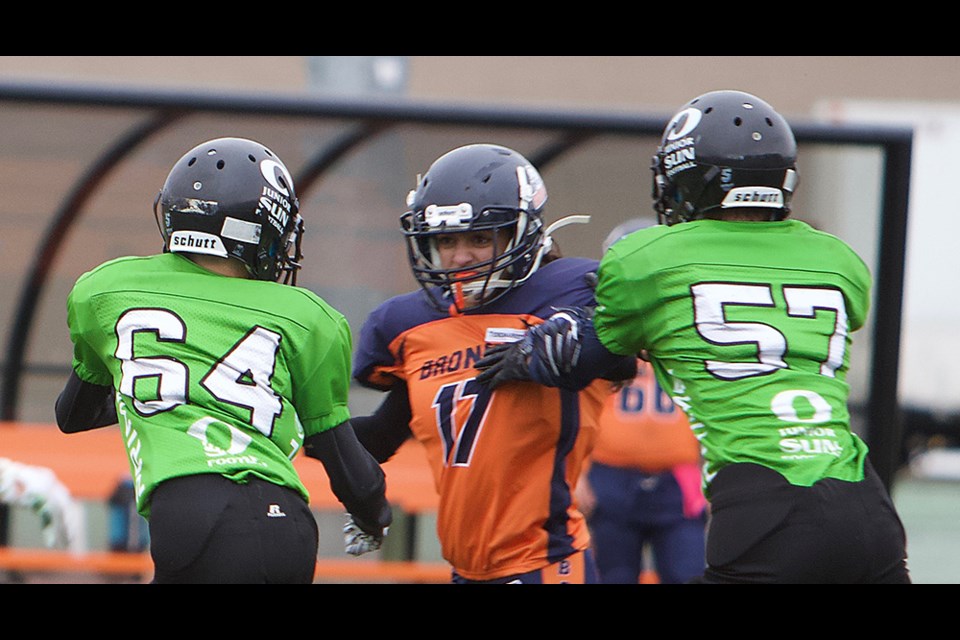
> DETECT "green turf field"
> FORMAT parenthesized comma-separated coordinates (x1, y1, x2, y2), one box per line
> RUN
(892, 473, 960, 584)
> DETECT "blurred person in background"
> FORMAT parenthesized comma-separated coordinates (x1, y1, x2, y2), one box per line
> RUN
(0, 457, 86, 553)
(350, 143, 635, 584)
(575, 217, 706, 585)
(476, 91, 910, 584)
(54, 137, 391, 584)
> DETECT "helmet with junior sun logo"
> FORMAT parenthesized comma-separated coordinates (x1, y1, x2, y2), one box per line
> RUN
(651, 90, 799, 226)
(155, 137, 304, 284)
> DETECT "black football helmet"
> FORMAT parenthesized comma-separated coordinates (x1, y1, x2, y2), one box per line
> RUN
(154, 137, 304, 284)
(651, 90, 799, 226)
(400, 143, 552, 313)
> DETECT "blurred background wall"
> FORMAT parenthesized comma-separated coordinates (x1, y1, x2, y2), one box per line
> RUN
(2, 56, 959, 115)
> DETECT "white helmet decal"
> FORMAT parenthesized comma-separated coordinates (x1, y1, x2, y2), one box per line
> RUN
(665, 107, 702, 141)
(260, 158, 294, 197)
(517, 165, 547, 211)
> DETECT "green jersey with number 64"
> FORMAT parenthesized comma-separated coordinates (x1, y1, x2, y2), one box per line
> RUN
(593, 219, 871, 495)
(67, 252, 353, 516)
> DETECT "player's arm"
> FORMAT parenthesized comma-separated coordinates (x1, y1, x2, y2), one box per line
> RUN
(475, 307, 636, 391)
(55, 371, 118, 433)
(349, 383, 413, 463)
(303, 420, 393, 542)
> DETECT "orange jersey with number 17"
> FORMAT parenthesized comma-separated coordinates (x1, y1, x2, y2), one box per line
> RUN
(354, 258, 609, 581)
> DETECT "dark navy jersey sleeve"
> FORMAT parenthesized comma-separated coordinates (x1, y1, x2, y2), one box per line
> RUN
(483, 257, 600, 317)
(353, 290, 445, 389)
(529, 313, 635, 391)
(498, 258, 635, 391)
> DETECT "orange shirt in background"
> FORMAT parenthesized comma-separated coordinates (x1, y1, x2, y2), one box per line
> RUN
(591, 360, 699, 472)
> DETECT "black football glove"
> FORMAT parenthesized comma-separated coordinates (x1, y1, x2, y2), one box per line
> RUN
(475, 309, 584, 389)
(583, 270, 598, 291)
(474, 336, 534, 389)
(533, 309, 583, 378)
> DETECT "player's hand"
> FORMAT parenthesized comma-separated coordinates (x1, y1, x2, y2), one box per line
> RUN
(474, 335, 534, 389)
(574, 474, 596, 519)
(533, 310, 582, 377)
(475, 309, 583, 389)
(583, 271, 598, 291)
(343, 513, 387, 556)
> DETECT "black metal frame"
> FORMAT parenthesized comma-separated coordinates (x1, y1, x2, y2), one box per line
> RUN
(0, 79, 913, 491)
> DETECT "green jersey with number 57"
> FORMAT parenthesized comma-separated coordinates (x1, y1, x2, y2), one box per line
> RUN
(593, 219, 871, 495)
(67, 252, 352, 516)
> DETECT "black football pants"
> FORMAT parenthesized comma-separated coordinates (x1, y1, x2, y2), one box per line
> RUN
(696, 459, 910, 584)
(148, 473, 318, 584)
